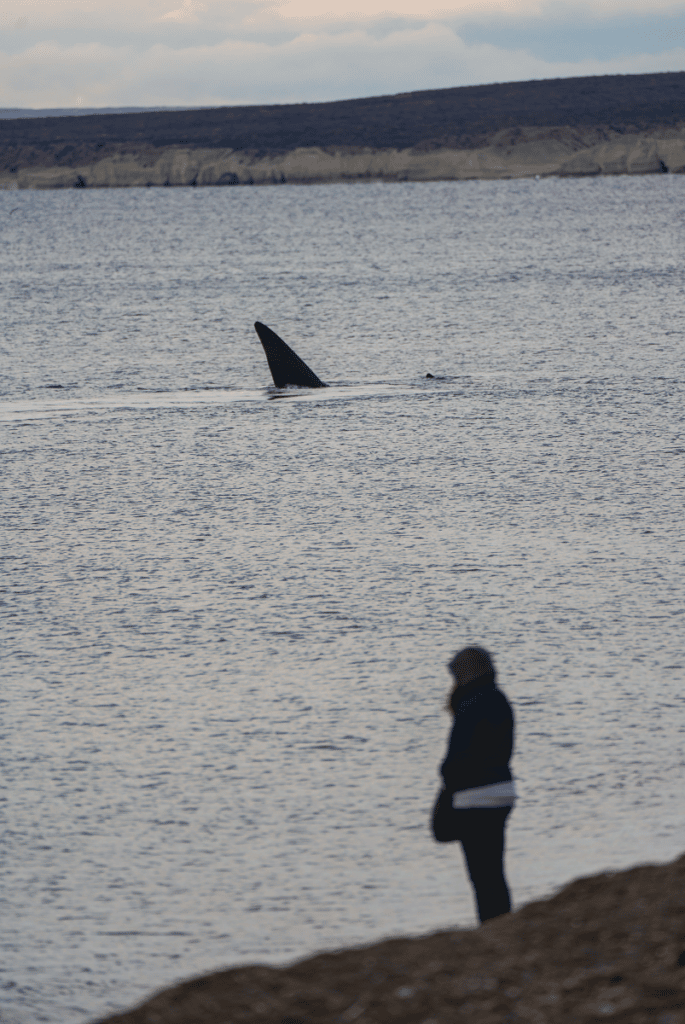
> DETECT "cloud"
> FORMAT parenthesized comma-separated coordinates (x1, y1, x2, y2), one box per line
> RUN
(273, 0, 685, 19)
(2, 0, 685, 37)
(1, 23, 684, 109)
(0, 0, 684, 107)
(160, 0, 207, 23)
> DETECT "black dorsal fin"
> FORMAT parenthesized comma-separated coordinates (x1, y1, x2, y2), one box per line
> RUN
(254, 322, 328, 388)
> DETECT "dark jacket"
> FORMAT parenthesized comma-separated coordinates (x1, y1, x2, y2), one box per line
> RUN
(440, 673, 514, 794)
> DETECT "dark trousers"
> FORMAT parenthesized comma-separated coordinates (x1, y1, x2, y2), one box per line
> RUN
(457, 806, 512, 923)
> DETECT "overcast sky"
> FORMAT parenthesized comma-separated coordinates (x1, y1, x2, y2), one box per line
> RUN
(1, 0, 684, 109)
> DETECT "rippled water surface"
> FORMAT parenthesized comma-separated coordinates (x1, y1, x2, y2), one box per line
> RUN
(1, 177, 684, 1024)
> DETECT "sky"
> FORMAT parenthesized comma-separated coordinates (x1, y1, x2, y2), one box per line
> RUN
(1, 0, 684, 109)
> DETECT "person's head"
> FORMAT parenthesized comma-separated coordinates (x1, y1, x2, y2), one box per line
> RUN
(446, 647, 495, 711)
(448, 646, 495, 685)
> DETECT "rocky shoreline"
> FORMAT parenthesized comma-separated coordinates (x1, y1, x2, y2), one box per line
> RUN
(2, 127, 685, 189)
(95, 853, 685, 1024)
(4, 73, 685, 189)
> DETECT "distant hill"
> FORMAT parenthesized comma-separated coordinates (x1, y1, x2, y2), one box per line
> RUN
(0, 107, 197, 120)
(3, 73, 685, 152)
(2, 73, 685, 187)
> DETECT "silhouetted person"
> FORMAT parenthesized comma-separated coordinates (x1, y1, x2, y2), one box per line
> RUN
(440, 646, 515, 923)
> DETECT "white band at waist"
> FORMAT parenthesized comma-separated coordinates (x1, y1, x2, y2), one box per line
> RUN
(452, 780, 517, 809)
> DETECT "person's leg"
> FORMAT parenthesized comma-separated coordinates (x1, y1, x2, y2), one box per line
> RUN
(459, 807, 511, 923)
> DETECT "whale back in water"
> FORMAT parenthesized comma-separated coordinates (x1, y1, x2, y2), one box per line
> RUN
(254, 322, 328, 388)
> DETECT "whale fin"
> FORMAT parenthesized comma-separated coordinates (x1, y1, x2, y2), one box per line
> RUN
(254, 322, 328, 388)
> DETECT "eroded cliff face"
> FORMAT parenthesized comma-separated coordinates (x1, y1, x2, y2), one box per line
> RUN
(2, 129, 685, 188)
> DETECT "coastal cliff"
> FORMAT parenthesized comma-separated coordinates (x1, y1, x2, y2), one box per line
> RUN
(3, 72, 685, 189)
(3, 128, 685, 189)
(95, 853, 685, 1024)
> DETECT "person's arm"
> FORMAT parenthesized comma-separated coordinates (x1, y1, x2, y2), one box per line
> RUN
(440, 710, 478, 791)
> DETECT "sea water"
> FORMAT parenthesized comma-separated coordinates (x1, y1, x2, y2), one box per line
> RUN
(1, 176, 684, 1024)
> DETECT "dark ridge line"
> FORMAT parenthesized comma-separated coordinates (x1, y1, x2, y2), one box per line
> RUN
(2, 72, 685, 157)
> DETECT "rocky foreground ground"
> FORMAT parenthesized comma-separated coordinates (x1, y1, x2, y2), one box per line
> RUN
(97, 854, 685, 1024)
